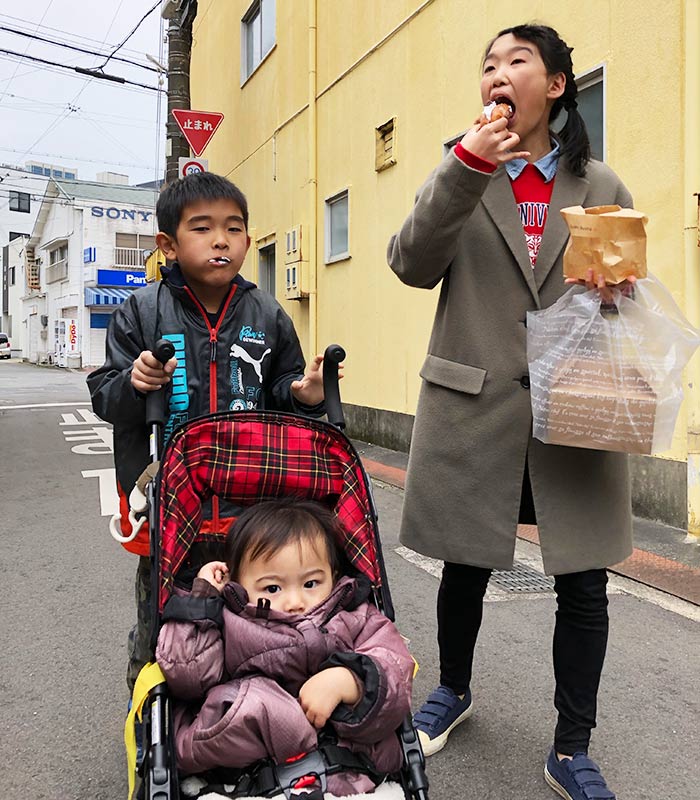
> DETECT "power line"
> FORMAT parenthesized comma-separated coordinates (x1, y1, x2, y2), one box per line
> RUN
(0, 47, 165, 92)
(0, 147, 161, 170)
(94, 0, 161, 70)
(0, 11, 151, 60)
(0, 24, 158, 72)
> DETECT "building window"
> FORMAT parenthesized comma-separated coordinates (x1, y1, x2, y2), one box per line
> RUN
(258, 242, 276, 295)
(46, 243, 68, 283)
(49, 244, 68, 265)
(9, 266, 15, 286)
(576, 66, 605, 161)
(242, 0, 275, 81)
(375, 118, 397, 172)
(325, 190, 349, 263)
(9, 191, 30, 213)
(43, 167, 51, 176)
(65, 172, 76, 179)
(114, 233, 157, 268)
(31, 165, 43, 175)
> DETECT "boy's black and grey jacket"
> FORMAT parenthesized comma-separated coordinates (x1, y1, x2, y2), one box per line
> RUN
(87, 265, 323, 552)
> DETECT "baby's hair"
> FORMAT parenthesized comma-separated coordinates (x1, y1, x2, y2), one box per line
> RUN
(485, 24, 591, 177)
(224, 498, 346, 581)
(156, 172, 249, 238)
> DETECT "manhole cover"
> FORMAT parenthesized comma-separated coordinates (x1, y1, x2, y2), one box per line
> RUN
(491, 562, 554, 593)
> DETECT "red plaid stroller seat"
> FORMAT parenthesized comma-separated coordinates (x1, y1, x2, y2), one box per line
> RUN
(134, 410, 428, 800)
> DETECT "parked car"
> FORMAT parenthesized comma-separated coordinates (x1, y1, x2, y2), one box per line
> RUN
(0, 333, 11, 359)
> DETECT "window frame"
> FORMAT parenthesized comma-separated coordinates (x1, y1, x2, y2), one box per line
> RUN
(256, 235, 276, 296)
(9, 191, 31, 213)
(575, 64, 606, 162)
(324, 189, 350, 265)
(241, 0, 276, 84)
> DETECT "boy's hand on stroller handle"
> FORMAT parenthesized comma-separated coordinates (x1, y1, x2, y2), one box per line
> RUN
(291, 353, 344, 407)
(196, 561, 230, 592)
(131, 348, 178, 393)
(298, 667, 361, 728)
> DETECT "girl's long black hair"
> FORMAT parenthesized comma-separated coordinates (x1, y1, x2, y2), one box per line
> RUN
(488, 24, 591, 177)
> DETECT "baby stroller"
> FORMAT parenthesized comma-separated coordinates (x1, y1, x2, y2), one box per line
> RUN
(127, 343, 429, 800)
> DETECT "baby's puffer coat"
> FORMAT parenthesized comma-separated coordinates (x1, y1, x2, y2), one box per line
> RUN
(156, 575, 414, 746)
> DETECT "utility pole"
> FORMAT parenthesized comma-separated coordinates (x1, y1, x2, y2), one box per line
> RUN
(164, 1, 196, 184)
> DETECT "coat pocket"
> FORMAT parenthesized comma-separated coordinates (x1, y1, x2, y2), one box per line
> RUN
(420, 354, 486, 395)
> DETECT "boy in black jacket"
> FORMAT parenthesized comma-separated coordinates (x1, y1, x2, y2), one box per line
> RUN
(88, 173, 328, 692)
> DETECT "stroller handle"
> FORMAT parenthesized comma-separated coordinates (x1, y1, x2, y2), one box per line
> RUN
(323, 344, 346, 430)
(145, 339, 176, 428)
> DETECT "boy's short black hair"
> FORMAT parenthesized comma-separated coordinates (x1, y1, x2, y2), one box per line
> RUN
(156, 172, 249, 238)
(224, 498, 348, 581)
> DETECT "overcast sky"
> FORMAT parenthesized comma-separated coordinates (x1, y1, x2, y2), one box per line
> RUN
(1, 0, 167, 185)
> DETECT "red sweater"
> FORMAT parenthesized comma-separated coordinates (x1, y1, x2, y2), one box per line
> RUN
(454, 143, 555, 268)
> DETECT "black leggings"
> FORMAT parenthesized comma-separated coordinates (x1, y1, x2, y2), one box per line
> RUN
(437, 562, 609, 754)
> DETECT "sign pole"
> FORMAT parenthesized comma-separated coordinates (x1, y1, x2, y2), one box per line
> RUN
(165, 9, 194, 185)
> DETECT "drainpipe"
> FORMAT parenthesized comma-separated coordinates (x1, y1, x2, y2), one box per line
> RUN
(307, 0, 318, 356)
(684, 0, 700, 543)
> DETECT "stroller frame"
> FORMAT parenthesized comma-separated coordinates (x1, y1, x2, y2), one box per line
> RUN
(134, 350, 428, 800)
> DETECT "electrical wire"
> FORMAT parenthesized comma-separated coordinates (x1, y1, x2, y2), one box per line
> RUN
(0, 47, 164, 92)
(0, 24, 158, 72)
(0, 0, 54, 104)
(0, 11, 149, 59)
(93, 0, 161, 70)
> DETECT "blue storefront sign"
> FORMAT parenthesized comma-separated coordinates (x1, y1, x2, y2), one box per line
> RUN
(83, 246, 96, 264)
(97, 268, 147, 287)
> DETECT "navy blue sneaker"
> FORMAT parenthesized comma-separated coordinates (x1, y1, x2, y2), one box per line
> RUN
(413, 685, 473, 756)
(544, 748, 616, 799)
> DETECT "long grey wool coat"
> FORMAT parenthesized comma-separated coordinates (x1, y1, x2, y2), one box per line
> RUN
(387, 150, 634, 575)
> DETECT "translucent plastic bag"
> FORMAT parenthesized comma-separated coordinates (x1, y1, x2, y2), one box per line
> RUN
(527, 274, 700, 454)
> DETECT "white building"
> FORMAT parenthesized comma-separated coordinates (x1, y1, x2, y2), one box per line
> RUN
(22, 177, 158, 367)
(1, 164, 50, 352)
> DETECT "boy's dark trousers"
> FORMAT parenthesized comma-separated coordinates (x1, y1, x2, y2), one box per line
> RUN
(437, 561, 609, 754)
(127, 556, 152, 691)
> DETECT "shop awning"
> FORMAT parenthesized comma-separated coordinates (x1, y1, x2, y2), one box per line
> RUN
(84, 287, 134, 306)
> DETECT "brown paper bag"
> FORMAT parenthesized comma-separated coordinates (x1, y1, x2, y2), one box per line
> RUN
(561, 205, 648, 284)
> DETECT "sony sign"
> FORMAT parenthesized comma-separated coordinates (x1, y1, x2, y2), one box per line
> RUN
(91, 206, 154, 223)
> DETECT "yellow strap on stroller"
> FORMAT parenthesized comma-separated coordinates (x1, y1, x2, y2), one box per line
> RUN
(125, 661, 167, 800)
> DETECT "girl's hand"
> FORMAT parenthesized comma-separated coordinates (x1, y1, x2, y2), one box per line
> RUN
(131, 350, 177, 393)
(565, 269, 637, 304)
(298, 667, 361, 728)
(196, 561, 229, 593)
(291, 354, 344, 407)
(460, 116, 530, 166)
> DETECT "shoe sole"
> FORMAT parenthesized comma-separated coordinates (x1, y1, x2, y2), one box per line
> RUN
(417, 700, 474, 757)
(544, 765, 574, 800)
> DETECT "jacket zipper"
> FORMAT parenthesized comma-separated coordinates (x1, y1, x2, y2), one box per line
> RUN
(184, 283, 238, 529)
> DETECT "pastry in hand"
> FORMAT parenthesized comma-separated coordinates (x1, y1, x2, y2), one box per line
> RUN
(477, 100, 513, 129)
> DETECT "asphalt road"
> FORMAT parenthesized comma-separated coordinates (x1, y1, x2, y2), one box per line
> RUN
(1, 360, 698, 799)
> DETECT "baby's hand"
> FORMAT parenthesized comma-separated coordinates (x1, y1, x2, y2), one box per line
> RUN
(298, 667, 361, 728)
(196, 561, 229, 593)
(131, 349, 177, 394)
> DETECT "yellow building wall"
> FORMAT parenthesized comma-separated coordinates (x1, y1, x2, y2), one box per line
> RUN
(190, 1, 698, 473)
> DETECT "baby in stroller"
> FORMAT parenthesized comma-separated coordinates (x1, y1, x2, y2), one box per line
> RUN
(156, 497, 414, 797)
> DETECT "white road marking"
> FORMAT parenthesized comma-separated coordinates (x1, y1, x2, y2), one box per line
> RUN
(82, 468, 119, 516)
(395, 539, 700, 622)
(0, 402, 92, 409)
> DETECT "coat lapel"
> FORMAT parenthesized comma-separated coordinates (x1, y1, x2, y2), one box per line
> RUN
(534, 167, 590, 289)
(482, 168, 539, 304)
